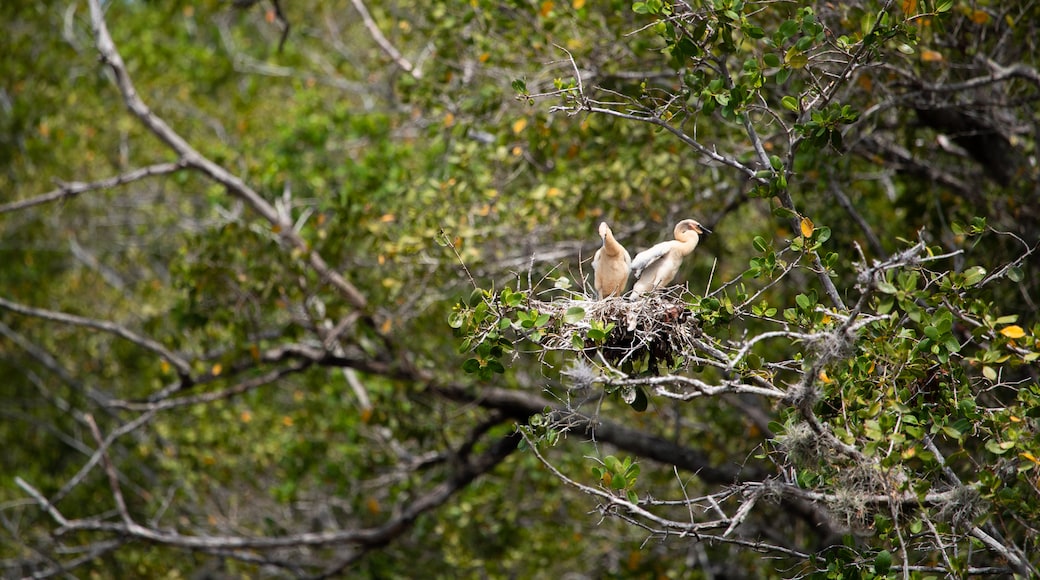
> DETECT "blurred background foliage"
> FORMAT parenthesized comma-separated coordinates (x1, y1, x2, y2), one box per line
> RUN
(2, 0, 1038, 577)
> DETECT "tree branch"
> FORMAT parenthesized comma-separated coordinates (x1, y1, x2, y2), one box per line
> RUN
(0, 161, 186, 215)
(87, 0, 370, 312)
(349, 0, 422, 78)
(0, 296, 193, 381)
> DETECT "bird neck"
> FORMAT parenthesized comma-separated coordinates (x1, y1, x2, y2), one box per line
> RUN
(675, 233, 700, 255)
(603, 231, 624, 256)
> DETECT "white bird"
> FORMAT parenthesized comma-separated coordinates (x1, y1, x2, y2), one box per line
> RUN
(630, 219, 709, 296)
(592, 221, 631, 299)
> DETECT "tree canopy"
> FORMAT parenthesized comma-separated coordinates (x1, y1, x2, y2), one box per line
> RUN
(2, 0, 1039, 577)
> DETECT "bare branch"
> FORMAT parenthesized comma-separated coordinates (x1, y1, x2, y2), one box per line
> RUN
(349, 0, 422, 78)
(0, 296, 192, 380)
(0, 161, 185, 215)
(108, 361, 311, 412)
(87, 0, 370, 312)
(84, 414, 133, 526)
(28, 433, 518, 554)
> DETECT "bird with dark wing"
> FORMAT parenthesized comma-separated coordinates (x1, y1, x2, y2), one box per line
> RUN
(630, 219, 709, 297)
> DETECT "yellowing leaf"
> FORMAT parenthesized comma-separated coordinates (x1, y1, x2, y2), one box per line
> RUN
(512, 118, 528, 134)
(800, 217, 815, 238)
(1000, 325, 1026, 339)
(970, 10, 990, 24)
(282, 416, 294, 427)
(211, 363, 223, 376)
(920, 49, 944, 62)
(240, 411, 252, 423)
(160, 360, 171, 374)
(367, 497, 381, 515)
(858, 74, 873, 93)
(443, 112, 455, 127)
(573, 0, 585, 8)
(380, 213, 396, 223)
(901, 0, 917, 15)
(818, 370, 833, 384)
(539, 1, 554, 17)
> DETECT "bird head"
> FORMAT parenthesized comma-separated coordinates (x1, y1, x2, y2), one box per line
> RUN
(674, 219, 709, 240)
(598, 221, 610, 241)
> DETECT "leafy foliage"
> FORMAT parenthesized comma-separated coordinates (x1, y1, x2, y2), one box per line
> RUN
(2, 0, 1039, 577)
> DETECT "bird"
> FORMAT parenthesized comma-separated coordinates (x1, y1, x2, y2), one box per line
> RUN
(629, 219, 709, 296)
(592, 221, 631, 299)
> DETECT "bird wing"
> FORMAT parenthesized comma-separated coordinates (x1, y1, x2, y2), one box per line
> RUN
(630, 242, 671, 279)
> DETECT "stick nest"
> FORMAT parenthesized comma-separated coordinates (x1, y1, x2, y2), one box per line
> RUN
(532, 287, 703, 371)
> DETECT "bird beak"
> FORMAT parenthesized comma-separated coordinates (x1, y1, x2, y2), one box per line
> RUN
(699, 224, 712, 235)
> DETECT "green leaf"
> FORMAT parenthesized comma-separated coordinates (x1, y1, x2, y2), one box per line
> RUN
(784, 48, 808, 69)
(982, 365, 997, 381)
(468, 288, 485, 307)
(563, 306, 586, 324)
(962, 266, 986, 286)
(874, 550, 892, 575)
(763, 53, 780, 68)
(629, 387, 648, 412)
(448, 311, 466, 329)
(924, 326, 941, 341)
(795, 293, 812, 310)
(772, 207, 798, 219)
(781, 95, 799, 111)
(986, 439, 1015, 455)
(936, 0, 953, 12)
(877, 280, 897, 294)
(462, 358, 482, 373)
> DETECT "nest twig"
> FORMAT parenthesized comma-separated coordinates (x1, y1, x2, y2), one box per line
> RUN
(528, 286, 703, 373)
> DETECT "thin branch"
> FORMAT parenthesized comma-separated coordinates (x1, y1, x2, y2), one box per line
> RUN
(87, 0, 370, 312)
(84, 414, 132, 526)
(349, 0, 421, 78)
(30, 433, 518, 554)
(51, 411, 157, 505)
(0, 161, 186, 215)
(108, 362, 311, 412)
(0, 296, 192, 381)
